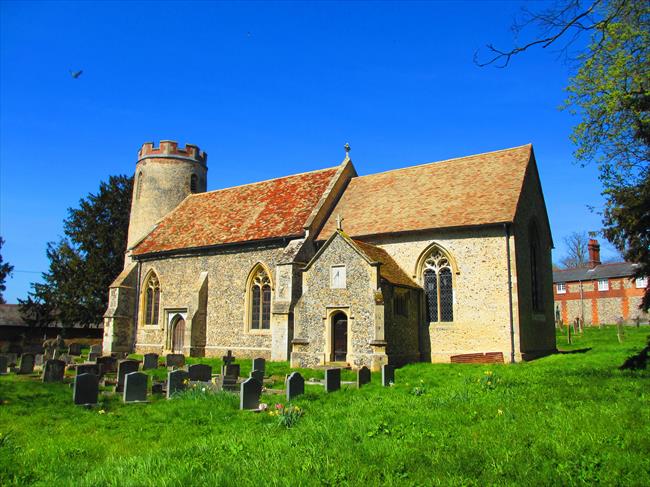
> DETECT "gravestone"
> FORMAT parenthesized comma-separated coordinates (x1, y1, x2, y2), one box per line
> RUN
(250, 369, 264, 385)
(0, 355, 8, 374)
(88, 352, 100, 362)
(167, 369, 189, 398)
(357, 366, 371, 388)
(166, 354, 185, 368)
(221, 363, 240, 391)
(188, 364, 212, 382)
(286, 372, 304, 401)
(116, 360, 140, 392)
(325, 368, 341, 392)
(42, 359, 65, 382)
(123, 371, 148, 403)
(143, 353, 159, 370)
(18, 354, 35, 374)
(34, 354, 44, 367)
(77, 363, 101, 377)
(68, 343, 83, 356)
(5, 353, 18, 367)
(57, 354, 74, 365)
(252, 357, 266, 375)
(73, 373, 98, 405)
(222, 350, 235, 365)
(97, 356, 117, 373)
(240, 377, 262, 410)
(90, 344, 102, 354)
(152, 382, 165, 395)
(382, 364, 395, 386)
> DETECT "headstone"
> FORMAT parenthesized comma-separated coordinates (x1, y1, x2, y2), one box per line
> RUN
(221, 363, 240, 391)
(88, 352, 100, 362)
(240, 377, 262, 410)
(167, 369, 189, 398)
(18, 353, 35, 374)
(116, 359, 139, 392)
(222, 350, 235, 366)
(143, 353, 159, 370)
(42, 359, 65, 382)
(188, 364, 212, 382)
(357, 366, 371, 388)
(97, 356, 117, 373)
(152, 382, 164, 395)
(90, 344, 102, 354)
(250, 369, 264, 385)
(123, 371, 148, 403)
(77, 363, 101, 377)
(73, 373, 98, 405)
(252, 357, 266, 375)
(0, 355, 8, 374)
(34, 354, 44, 367)
(166, 354, 185, 368)
(68, 343, 83, 356)
(325, 368, 341, 392)
(381, 364, 395, 386)
(286, 372, 304, 401)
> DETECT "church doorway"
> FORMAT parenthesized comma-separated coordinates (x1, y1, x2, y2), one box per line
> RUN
(331, 312, 348, 362)
(171, 315, 185, 353)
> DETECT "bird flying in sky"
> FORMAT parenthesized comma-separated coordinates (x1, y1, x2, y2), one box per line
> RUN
(69, 70, 83, 79)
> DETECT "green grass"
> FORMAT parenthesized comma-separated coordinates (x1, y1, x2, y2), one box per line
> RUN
(1, 327, 649, 486)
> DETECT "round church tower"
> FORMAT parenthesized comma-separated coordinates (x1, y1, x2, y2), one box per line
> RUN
(126, 140, 208, 251)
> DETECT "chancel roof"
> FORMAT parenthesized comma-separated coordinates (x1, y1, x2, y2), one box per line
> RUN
(317, 144, 534, 240)
(133, 166, 340, 255)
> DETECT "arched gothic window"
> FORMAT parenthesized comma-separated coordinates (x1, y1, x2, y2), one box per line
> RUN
(136, 171, 143, 200)
(143, 272, 161, 325)
(529, 222, 544, 311)
(423, 248, 454, 322)
(190, 174, 198, 193)
(249, 266, 272, 329)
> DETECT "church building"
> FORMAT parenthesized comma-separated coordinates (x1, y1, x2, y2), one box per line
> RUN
(103, 140, 556, 369)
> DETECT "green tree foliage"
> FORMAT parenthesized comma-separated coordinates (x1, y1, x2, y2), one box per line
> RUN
(20, 175, 133, 326)
(476, 0, 649, 309)
(0, 237, 14, 304)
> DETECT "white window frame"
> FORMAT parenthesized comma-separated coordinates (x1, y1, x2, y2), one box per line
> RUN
(556, 283, 566, 294)
(330, 265, 346, 289)
(636, 277, 648, 289)
(598, 279, 609, 291)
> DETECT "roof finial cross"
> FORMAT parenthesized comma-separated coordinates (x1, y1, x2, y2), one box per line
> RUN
(336, 213, 345, 231)
(344, 142, 351, 158)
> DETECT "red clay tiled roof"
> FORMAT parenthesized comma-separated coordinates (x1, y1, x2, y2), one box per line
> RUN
(351, 238, 419, 288)
(133, 167, 340, 255)
(317, 145, 533, 240)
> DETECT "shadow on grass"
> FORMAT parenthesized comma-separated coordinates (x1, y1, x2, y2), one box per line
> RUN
(557, 348, 592, 354)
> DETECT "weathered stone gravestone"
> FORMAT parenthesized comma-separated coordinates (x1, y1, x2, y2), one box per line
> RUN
(188, 364, 212, 382)
(221, 363, 240, 391)
(77, 364, 101, 377)
(240, 377, 262, 410)
(286, 372, 304, 401)
(34, 354, 44, 367)
(123, 371, 148, 403)
(18, 354, 35, 375)
(167, 369, 189, 398)
(252, 357, 266, 375)
(222, 350, 235, 365)
(97, 356, 117, 373)
(73, 373, 98, 405)
(166, 354, 185, 368)
(68, 343, 83, 356)
(143, 353, 159, 370)
(90, 344, 102, 354)
(42, 359, 65, 382)
(116, 360, 139, 392)
(250, 369, 264, 385)
(357, 366, 371, 388)
(0, 355, 8, 374)
(325, 368, 341, 392)
(382, 364, 395, 386)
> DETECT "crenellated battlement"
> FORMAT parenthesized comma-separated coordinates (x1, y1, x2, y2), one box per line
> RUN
(138, 140, 207, 165)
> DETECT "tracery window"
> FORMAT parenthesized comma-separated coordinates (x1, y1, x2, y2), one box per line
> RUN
(249, 267, 271, 329)
(143, 272, 161, 325)
(423, 248, 454, 322)
(190, 174, 198, 193)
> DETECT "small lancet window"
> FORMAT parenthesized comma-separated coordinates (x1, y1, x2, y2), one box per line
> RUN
(249, 267, 271, 330)
(190, 174, 198, 193)
(144, 273, 161, 325)
(423, 248, 454, 322)
(136, 171, 143, 200)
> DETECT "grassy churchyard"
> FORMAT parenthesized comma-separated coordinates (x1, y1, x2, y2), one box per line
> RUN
(1, 327, 649, 486)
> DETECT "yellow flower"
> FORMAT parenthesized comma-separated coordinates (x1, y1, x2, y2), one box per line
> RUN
(497, 409, 503, 415)
(98, 409, 106, 415)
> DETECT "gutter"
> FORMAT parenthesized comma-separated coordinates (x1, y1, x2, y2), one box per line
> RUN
(504, 223, 516, 364)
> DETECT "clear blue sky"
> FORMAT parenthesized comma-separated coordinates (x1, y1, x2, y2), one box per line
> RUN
(0, 0, 618, 303)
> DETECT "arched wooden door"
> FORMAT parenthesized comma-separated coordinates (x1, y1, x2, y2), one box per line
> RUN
(172, 317, 185, 353)
(332, 312, 347, 362)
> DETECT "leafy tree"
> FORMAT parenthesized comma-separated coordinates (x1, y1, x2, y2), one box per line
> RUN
(560, 231, 590, 269)
(0, 237, 14, 304)
(476, 0, 649, 309)
(20, 175, 133, 326)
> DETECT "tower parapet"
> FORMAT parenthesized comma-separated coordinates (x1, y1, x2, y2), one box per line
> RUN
(138, 141, 207, 165)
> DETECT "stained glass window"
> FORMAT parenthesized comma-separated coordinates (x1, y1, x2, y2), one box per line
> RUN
(249, 267, 271, 330)
(144, 273, 160, 325)
(423, 248, 454, 323)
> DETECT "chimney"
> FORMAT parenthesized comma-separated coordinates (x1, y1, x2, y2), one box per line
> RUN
(588, 239, 601, 268)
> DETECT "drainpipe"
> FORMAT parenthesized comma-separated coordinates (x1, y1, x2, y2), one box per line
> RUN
(132, 260, 142, 352)
(504, 224, 516, 364)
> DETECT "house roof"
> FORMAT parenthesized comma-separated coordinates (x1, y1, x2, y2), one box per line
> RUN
(133, 166, 340, 256)
(553, 262, 640, 283)
(351, 238, 420, 289)
(0, 304, 27, 327)
(316, 144, 533, 240)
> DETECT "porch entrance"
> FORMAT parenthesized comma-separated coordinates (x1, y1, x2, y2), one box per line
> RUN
(171, 316, 185, 354)
(332, 312, 348, 362)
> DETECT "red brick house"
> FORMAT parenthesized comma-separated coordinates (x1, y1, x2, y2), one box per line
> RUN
(553, 240, 648, 326)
